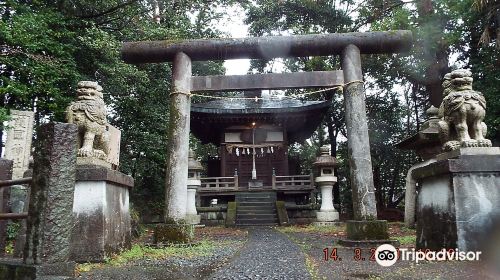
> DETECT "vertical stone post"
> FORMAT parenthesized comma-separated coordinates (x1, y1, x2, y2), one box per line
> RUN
(186, 150, 202, 225)
(341, 44, 378, 220)
(164, 52, 192, 222)
(24, 122, 77, 267)
(0, 159, 13, 256)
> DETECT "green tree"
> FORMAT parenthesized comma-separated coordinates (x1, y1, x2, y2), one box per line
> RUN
(1, 0, 233, 217)
(243, 0, 419, 214)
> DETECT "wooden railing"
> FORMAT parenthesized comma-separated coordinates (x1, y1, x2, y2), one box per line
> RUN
(200, 175, 239, 192)
(0, 177, 31, 220)
(272, 174, 314, 190)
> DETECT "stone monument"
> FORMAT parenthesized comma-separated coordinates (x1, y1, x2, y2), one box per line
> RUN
(4, 110, 34, 180)
(4, 110, 34, 215)
(413, 69, 500, 252)
(67, 81, 134, 263)
(313, 145, 339, 226)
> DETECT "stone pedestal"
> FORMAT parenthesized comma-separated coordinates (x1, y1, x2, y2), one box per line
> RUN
(413, 147, 500, 251)
(338, 220, 399, 247)
(154, 223, 194, 244)
(314, 184, 339, 225)
(70, 165, 134, 262)
(186, 186, 201, 225)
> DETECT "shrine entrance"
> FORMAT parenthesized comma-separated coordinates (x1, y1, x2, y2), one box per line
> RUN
(121, 31, 412, 223)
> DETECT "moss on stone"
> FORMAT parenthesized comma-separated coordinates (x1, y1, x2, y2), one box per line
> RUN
(225, 202, 237, 227)
(346, 220, 389, 240)
(276, 201, 289, 226)
(154, 224, 194, 244)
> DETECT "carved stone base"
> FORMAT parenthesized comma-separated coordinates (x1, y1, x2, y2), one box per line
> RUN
(70, 166, 134, 263)
(154, 223, 195, 244)
(413, 148, 500, 251)
(77, 157, 111, 169)
(345, 220, 389, 241)
(316, 211, 339, 222)
(186, 214, 201, 225)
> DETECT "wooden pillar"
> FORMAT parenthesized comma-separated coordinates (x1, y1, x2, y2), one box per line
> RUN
(164, 52, 192, 222)
(341, 44, 378, 220)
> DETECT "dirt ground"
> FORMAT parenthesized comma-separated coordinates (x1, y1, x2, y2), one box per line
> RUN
(277, 223, 498, 280)
(74, 224, 498, 280)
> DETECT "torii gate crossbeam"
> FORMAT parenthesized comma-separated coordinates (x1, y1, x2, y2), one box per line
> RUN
(121, 30, 412, 223)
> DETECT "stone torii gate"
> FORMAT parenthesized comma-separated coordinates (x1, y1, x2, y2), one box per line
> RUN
(121, 31, 412, 228)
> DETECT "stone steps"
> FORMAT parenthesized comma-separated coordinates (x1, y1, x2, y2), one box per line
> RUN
(236, 192, 278, 226)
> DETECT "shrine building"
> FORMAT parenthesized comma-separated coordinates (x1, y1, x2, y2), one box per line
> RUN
(190, 90, 330, 218)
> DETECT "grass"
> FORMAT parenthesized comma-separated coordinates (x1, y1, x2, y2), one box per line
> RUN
(76, 239, 239, 274)
(395, 235, 416, 246)
(277, 224, 346, 234)
(305, 254, 325, 280)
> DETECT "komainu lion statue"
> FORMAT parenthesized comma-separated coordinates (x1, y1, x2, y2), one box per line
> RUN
(66, 81, 110, 159)
(438, 69, 492, 151)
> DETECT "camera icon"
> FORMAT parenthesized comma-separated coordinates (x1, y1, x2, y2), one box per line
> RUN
(375, 244, 398, 267)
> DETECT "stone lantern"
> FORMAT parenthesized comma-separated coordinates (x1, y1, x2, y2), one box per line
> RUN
(313, 145, 339, 225)
(186, 150, 203, 225)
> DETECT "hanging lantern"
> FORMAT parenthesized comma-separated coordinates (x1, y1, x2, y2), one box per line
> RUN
(242, 148, 246, 155)
(261, 147, 264, 154)
(236, 148, 240, 156)
(271, 146, 274, 153)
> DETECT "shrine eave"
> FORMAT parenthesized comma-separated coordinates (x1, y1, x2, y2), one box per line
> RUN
(190, 99, 331, 145)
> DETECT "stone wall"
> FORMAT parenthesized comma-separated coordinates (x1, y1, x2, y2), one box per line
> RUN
(286, 204, 319, 225)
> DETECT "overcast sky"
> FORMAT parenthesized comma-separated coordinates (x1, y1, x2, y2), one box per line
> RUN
(218, 5, 251, 75)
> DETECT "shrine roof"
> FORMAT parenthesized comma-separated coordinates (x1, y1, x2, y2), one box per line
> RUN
(190, 98, 331, 144)
(191, 98, 329, 114)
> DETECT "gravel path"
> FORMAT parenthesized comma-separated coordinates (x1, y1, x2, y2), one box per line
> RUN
(208, 227, 311, 280)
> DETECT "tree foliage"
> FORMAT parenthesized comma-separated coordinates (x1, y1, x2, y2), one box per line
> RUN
(1, 0, 231, 218)
(243, 0, 499, 214)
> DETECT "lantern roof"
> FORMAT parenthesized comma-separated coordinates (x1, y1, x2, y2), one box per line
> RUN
(313, 145, 337, 168)
(188, 150, 203, 171)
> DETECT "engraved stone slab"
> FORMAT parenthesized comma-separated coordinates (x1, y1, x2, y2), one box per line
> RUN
(106, 124, 121, 167)
(4, 110, 34, 179)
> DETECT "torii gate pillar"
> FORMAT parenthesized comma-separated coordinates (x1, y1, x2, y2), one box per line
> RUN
(164, 52, 192, 222)
(341, 44, 377, 220)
